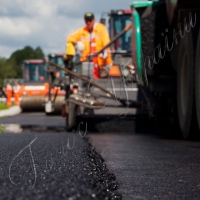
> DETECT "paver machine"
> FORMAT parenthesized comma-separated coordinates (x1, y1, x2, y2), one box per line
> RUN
(128, 0, 200, 139)
(101, 9, 136, 82)
(44, 1, 200, 140)
(20, 59, 48, 111)
(47, 10, 141, 131)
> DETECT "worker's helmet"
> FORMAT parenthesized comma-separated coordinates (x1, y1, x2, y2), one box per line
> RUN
(84, 12, 95, 21)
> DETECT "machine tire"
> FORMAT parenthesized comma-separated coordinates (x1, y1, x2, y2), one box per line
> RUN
(177, 31, 197, 139)
(66, 102, 80, 132)
(195, 28, 200, 134)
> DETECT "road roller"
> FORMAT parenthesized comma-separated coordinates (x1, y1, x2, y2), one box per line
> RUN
(20, 59, 48, 112)
(44, 53, 66, 115)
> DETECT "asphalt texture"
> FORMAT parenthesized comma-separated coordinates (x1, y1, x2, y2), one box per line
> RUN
(89, 131, 200, 200)
(0, 132, 121, 200)
(0, 112, 65, 126)
(1, 112, 200, 200)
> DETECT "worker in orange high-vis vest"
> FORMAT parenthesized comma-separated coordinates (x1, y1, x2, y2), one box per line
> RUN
(66, 12, 113, 78)
(5, 82, 12, 107)
(13, 82, 21, 106)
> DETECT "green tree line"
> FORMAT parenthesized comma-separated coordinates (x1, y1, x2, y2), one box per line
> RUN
(0, 46, 44, 86)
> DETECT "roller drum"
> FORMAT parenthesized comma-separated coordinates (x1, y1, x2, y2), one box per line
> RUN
(20, 96, 45, 112)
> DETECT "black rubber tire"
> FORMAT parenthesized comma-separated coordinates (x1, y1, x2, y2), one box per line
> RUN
(195, 28, 200, 133)
(177, 31, 196, 139)
(66, 102, 80, 132)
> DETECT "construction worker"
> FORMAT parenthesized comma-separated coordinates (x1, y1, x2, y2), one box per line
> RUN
(5, 82, 12, 107)
(66, 12, 113, 78)
(2, 86, 7, 99)
(13, 82, 21, 106)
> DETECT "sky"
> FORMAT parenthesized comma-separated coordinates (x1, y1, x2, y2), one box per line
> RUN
(0, 0, 133, 58)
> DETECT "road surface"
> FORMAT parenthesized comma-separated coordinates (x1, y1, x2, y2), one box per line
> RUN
(0, 112, 200, 200)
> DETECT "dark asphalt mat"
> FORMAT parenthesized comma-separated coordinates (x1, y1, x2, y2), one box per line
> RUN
(0, 132, 121, 200)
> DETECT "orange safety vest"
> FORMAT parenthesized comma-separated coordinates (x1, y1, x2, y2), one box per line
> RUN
(6, 84, 12, 106)
(67, 23, 112, 68)
(13, 85, 20, 105)
(90, 35, 99, 79)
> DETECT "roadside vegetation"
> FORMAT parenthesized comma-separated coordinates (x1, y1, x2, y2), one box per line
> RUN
(0, 46, 44, 86)
(0, 125, 3, 133)
(0, 102, 14, 110)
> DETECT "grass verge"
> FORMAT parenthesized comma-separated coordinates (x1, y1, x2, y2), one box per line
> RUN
(0, 125, 3, 133)
(0, 102, 14, 111)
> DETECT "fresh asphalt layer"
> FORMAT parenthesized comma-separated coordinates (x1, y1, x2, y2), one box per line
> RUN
(0, 112, 200, 199)
(0, 132, 121, 200)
